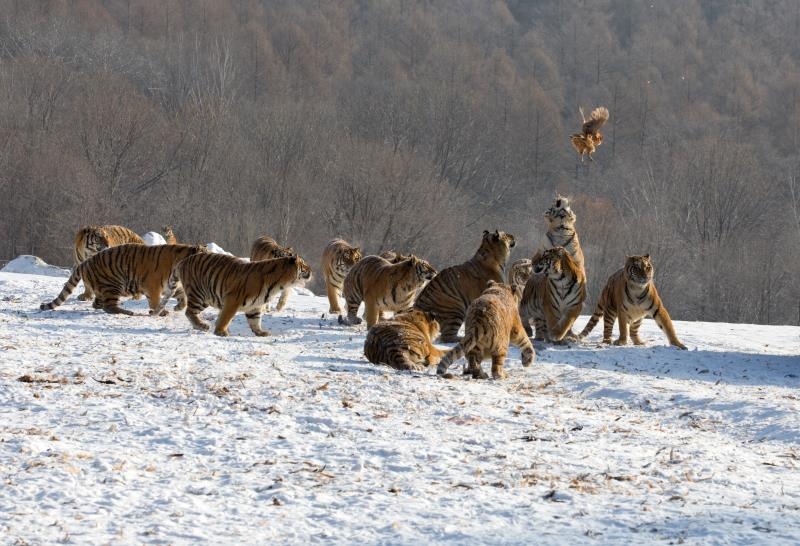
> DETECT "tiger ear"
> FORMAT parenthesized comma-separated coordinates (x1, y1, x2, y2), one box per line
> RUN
(644, 254, 651, 260)
(483, 230, 490, 237)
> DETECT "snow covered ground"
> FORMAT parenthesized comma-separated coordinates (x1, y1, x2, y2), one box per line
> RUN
(0, 269, 798, 545)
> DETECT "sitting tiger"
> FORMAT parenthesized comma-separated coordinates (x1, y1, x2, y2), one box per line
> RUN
(321, 239, 362, 314)
(250, 236, 296, 311)
(519, 246, 586, 343)
(507, 258, 533, 294)
(41, 244, 206, 315)
(414, 230, 515, 342)
(363, 309, 445, 371)
(579, 255, 687, 350)
(74, 224, 144, 301)
(436, 281, 534, 380)
(339, 254, 437, 327)
(155, 253, 312, 337)
(532, 195, 585, 276)
(163, 225, 178, 245)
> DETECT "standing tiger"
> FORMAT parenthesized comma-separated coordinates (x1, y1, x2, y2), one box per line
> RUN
(41, 244, 206, 315)
(507, 258, 533, 294)
(579, 255, 687, 350)
(163, 225, 178, 245)
(363, 309, 445, 371)
(436, 281, 534, 380)
(519, 246, 586, 343)
(73, 224, 144, 301)
(532, 195, 585, 275)
(338, 254, 437, 327)
(250, 236, 296, 311)
(156, 253, 312, 337)
(414, 230, 515, 343)
(321, 239, 363, 314)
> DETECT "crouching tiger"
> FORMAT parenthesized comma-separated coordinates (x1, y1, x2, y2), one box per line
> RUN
(41, 244, 206, 315)
(155, 253, 312, 337)
(436, 281, 534, 380)
(363, 309, 444, 371)
(579, 255, 687, 349)
(339, 254, 436, 327)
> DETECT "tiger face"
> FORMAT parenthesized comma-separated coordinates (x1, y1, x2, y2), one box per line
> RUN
(295, 256, 313, 283)
(544, 195, 577, 230)
(344, 247, 362, 266)
(411, 256, 437, 282)
(624, 255, 653, 285)
(532, 246, 567, 276)
(86, 232, 109, 253)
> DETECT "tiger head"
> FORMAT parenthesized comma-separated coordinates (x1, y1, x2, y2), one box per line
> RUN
(293, 256, 313, 283)
(478, 230, 515, 263)
(273, 245, 296, 259)
(624, 255, 653, 285)
(544, 195, 577, 231)
(532, 246, 570, 277)
(408, 255, 437, 282)
(509, 258, 533, 287)
(344, 246, 362, 266)
(86, 228, 110, 253)
(485, 279, 521, 301)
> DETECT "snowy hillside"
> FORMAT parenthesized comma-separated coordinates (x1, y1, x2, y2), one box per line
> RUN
(1, 270, 798, 545)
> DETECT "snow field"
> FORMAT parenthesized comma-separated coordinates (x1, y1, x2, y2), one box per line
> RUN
(0, 271, 798, 545)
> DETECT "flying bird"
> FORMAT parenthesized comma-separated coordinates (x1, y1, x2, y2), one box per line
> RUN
(570, 106, 609, 162)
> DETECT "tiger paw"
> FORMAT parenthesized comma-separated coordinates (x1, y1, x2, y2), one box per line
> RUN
(492, 369, 508, 380)
(254, 330, 271, 337)
(213, 329, 230, 337)
(613, 338, 628, 346)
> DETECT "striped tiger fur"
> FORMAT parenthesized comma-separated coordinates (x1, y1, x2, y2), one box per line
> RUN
(435, 281, 534, 380)
(579, 255, 687, 349)
(41, 243, 206, 315)
(519, 246, 586, 343)
(163, 225, 178, 245)
(414, 230, 515, 343)
(338, 254, 437, 327)
(74, 224, 144, 301)
(250, 236, 296, 311)
(363, 309, 444, 371)
(532, 195, 585, 276)
(507, 258, 533, 294)
(321, 239, 362, 314)
(156, 253, 312, 337)
(379, 250, 409, 263)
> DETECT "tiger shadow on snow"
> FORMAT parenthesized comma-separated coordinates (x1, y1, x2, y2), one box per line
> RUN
(534, 341, 800, 389)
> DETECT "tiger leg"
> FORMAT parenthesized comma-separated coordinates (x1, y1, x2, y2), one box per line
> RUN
(184, 292, 210, 332)
(92, 297, 104, 310)
(630, 318, 645, 345)
(173, 287, 187, 312)
(326, 282, 342, 314)
(602, 311, 616, 344)
(146, 281, 168, 317)
(364, 300, 380, 328)
(245, 311, 270, 337)
(466, 350, 488, 380)
(102, 295, 134, 316)
(613, 314, 630, 346)
(77, 285, 95, 301)
(213, 299, 239, 337)
(275, 288, 290, 311)
(652, 307, 687, 350)
(511, 323, 535, 367)
(491, 350, 508, 380)
(437, 308, 466, 343)
(338, 295, 362, 326)
(533, 317, 547, 341)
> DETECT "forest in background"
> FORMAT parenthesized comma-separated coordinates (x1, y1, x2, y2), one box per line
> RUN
(1, 0, 799, 325)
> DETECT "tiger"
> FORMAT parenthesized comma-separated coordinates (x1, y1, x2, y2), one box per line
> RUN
(321, 239, 363, 314)
(519, 246, 586, 343)
(363, 309, 445, 371)
(338, 254, 437, 327)
(414, 230, 515, 343)
(507, 258, 533, 294)
(163, 225, 178, 245)
(73, 224, 144, 301)
(41, 244, 206, 315)
(155, 253, 312, 337)
(435, 281, 534, 380)
(250, 236, 296, 311)
(531, 195, 585, 276)
(578, 255, 687, 350)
